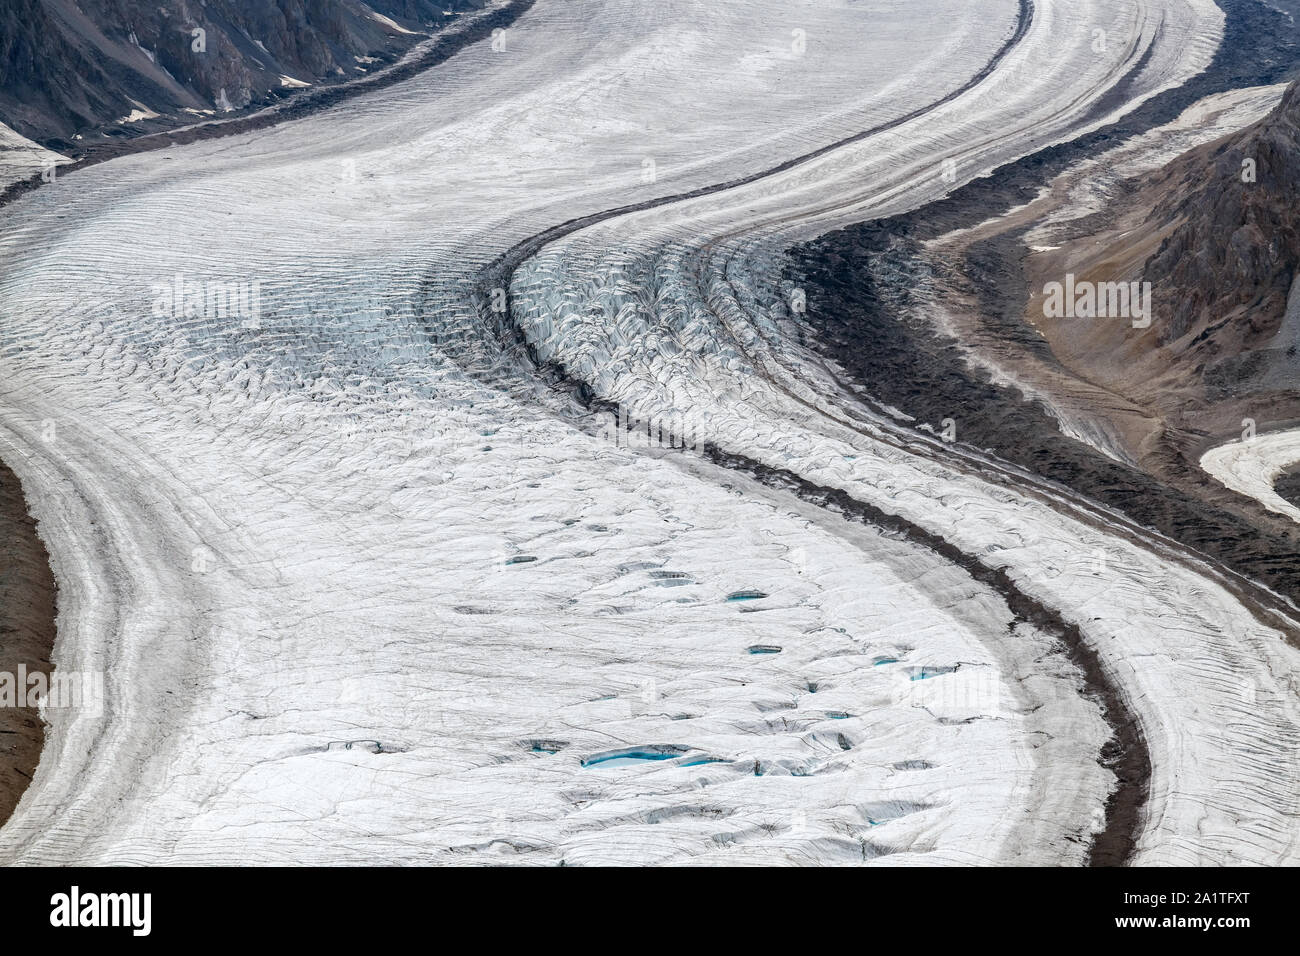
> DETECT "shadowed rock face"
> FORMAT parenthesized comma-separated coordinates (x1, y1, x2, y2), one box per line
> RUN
(1144, 80, 1300, 359)
(0, 0, 484, 147)
(1276, 465, 1300, 509)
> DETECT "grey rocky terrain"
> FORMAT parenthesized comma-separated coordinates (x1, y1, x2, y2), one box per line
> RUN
(1144, 80, 1300, 392)
(0, 0, 484, 148)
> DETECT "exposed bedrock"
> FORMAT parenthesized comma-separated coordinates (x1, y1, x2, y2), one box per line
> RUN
(0, 0, 487, 146)
(1145, 80, 1300, 350)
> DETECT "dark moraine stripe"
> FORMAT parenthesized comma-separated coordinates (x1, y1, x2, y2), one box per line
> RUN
(700, 447, 1149, 868)
(450, 0, 1150, 865)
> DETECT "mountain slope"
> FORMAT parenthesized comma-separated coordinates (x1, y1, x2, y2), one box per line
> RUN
(1142, 80, 1300, 388)
(0, 0, 483, 148)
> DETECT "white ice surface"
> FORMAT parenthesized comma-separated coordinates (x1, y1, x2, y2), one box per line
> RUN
(0, 121, 67, 191)
(1202, 430, 1300, 526)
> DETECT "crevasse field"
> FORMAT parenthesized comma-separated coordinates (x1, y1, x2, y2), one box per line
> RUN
(1, 0, 1297, 865)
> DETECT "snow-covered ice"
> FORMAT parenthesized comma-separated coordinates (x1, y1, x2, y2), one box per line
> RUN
(0, 121, 66, 192)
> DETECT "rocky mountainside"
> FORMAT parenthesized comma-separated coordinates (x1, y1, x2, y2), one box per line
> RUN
(0, 0, 484, 149)
(0, 459, 55, 830)
(1143, 79, 1300, 378)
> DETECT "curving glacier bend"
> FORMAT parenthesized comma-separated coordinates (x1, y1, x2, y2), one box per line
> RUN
(1202, 430, 1300, 527)
(0, 0, 1296, 865)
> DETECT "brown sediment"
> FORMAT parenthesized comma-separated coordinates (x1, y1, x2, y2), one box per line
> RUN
(0, 454, 55, 828)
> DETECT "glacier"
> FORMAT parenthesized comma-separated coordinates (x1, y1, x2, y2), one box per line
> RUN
(1, 0, 1296, 866)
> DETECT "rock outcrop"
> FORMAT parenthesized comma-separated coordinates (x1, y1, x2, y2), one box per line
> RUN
(1143, 80, 1300, 375)
(0, 0, 484, 148)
